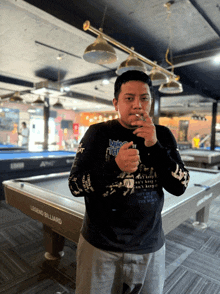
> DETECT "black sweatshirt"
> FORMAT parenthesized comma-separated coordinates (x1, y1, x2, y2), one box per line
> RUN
(69, 119, 190, 253)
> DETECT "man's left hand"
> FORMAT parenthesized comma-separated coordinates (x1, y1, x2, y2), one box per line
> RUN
(132, 113, 157, 147)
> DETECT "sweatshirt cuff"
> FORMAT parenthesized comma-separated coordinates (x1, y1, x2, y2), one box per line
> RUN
(141, 141, 176, 170)
(145, 141, 165, 155)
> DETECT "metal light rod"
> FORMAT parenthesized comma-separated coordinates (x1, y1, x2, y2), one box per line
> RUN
(83, 20, 177, 79)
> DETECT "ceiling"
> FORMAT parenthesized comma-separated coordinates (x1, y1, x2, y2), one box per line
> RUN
(1, 0, 220, 115)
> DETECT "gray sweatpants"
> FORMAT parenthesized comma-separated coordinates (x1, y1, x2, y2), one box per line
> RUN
(75, 234, 165, 294)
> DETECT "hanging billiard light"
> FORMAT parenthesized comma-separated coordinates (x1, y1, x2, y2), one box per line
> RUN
(159, 76, 183, 94)
(9, 92, 23, 103)
(53, 98, 63, 109)
(32, 95, 44, 106)
(116, 50, 146, 75)
(149, 67, 169, 86)
(83, 30, 117, 64)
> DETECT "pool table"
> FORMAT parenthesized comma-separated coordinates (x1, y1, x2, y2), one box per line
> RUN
(0, 143, 24, 151)
(3, 167, 220, 260)
(0, 150, 76, 200)
(180, 149, 220, 169)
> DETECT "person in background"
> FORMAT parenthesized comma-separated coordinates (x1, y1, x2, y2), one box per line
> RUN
(18, 122, 29, 149)
(192, 133, 200, 149)
(69, 70, 190, 294)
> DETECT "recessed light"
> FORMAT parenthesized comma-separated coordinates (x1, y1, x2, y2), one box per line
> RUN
(214, 55, 220, 63)
(102, 79, 110, 85)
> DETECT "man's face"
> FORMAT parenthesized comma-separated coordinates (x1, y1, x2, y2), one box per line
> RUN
(113, 80, 152, 129)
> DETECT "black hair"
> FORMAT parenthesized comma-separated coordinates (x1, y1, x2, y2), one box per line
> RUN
(114, 70, 152, 100)
(22, 122, 26, 127)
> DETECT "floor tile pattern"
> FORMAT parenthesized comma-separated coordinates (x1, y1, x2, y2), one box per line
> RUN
(0, 194, 220, 293)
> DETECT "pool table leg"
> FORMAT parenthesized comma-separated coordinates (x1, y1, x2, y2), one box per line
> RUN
(196, 205, 210, 223)
(193, 205, 210, 229)
(43, 224, 65, 260)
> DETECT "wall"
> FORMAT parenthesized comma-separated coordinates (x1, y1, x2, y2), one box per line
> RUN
(159, 115, 214, 145)
(1, 99, 218, 149)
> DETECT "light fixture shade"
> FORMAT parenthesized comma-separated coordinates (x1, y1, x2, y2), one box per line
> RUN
(158, 77, 183, 94)
(116, 54, 146, 75)
(149, 68, 169, 86)
(83, 34, 117, 64)
(53, 99, 63, 109)
(9, 92, 23, 103)
(32, 96, 44, 106)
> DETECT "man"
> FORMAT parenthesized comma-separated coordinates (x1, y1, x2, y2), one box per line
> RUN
(69, 70, 190, 294)
(192, 133, 200, 149)
(18, 122, 29, 148)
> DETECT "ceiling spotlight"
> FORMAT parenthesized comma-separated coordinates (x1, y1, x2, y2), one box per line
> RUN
(9, 92, 23, 103)
(32, 96, 44, 105)
(159, 76, 183, 94)
(149, 67, 169, 86)
(214, 54, 220, 63)
(102, 79, 110, 85)
(63, 86, 70, 92)
(53, 99, 63, 109)
(57, 54, 63, 61)
(116, 51, 146, 75)
(28, 108, 36, 113)
(83, 32, 117, 64)
(191, 113, 207, 121)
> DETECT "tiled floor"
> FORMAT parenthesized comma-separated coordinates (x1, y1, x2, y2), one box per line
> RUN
(164, 196, 220, 294)
(0, 196, 220, 294)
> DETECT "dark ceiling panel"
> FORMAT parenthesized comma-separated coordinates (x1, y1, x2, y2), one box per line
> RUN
(35, 67, 67, 81)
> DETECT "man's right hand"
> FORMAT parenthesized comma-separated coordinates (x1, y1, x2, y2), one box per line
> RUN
(115, 141, 140, 173)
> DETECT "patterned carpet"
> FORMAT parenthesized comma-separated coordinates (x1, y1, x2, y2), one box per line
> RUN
(0, 196, 220, 294)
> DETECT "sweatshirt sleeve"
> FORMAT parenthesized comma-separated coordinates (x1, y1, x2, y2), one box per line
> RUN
(68, 124, 122, 197)
(141, 126, 190, 196)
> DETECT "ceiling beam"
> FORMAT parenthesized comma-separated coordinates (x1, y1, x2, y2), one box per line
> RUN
(62, 69, 117, 86)
(0, 75, 34, 88)
(61, 91, 113, 106)
(162, 48, 220, 69)
(35, 41, 82, 60)
(189, 0, 220, 37)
